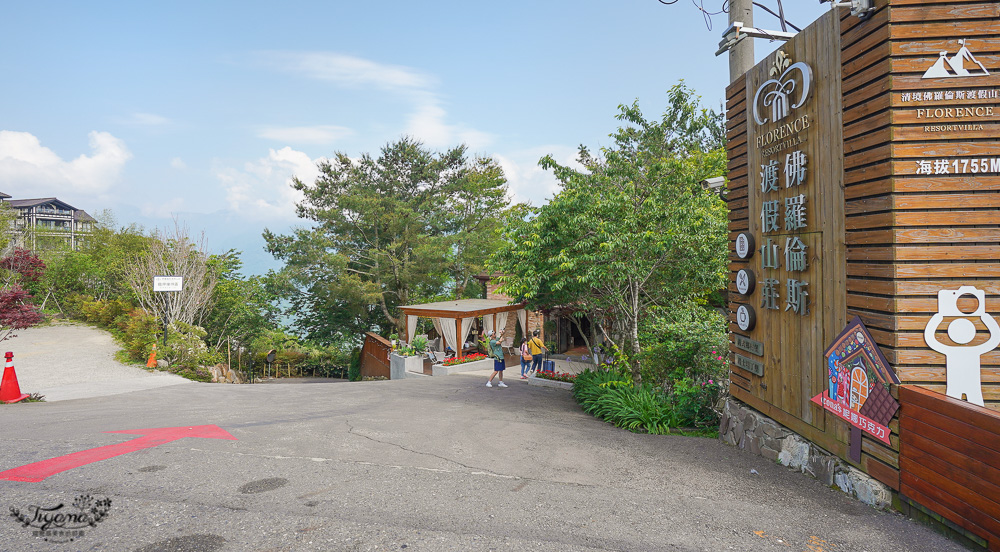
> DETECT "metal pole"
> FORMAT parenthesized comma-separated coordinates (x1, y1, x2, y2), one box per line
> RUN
(728, 0, 755, 83)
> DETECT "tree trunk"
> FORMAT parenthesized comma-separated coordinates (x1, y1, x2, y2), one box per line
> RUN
(568, 315, 597, 366)
(629, 280, 642, 388)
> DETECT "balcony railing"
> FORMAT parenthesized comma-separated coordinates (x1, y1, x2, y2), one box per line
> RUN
(36, 208, 73, 216)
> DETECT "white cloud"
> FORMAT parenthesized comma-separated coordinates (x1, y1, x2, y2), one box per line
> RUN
(170, 157, 186, 170)
(494, 145, 581, 207)
(118, 112, 171, 126)
(262, 51, 435, 91)
(256, 125, 353, 145)
(0, 130, 132, 196)
(261, 51, 492, 150)
(405, 100, 494, 150)
(215, 146, 321, 221)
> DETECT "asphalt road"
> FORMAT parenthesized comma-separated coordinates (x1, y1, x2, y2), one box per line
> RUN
(0, 374, 970, 552)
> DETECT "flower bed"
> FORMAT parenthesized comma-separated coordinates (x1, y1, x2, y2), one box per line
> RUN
(535, 370, 577, 383)
(441, 353, 487, 366)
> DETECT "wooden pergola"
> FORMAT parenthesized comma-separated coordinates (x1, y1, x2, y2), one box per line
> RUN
(399, 299, 526, 359)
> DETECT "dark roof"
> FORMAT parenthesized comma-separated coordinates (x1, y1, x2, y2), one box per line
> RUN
(8, 197, 79, 211)
(6, 196, 96, 224)
(0, 192, 11, 199)
(74, 210, 97, 223)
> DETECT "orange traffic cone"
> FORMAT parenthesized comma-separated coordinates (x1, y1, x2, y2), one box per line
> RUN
(146, 344, 157, 368)
(0, 351, 29, 404)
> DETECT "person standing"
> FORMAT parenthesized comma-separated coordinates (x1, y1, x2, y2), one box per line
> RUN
(486, 330, 508, 388)
(527, 330, 547, 374)
(519, 338, 532, 379)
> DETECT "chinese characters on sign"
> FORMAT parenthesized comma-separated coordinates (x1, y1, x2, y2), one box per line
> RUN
(915, 157, 1000, 175)
(757, 148, 811, 316)
(734, 50, 821, 378)
(902, 89, 998, 102)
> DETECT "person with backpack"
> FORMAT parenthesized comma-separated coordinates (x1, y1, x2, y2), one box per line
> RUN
(519, 338, 532, 379)
(527, 330, 547, 374)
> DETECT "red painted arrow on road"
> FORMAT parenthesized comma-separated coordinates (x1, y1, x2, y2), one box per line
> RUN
(0, 425, 237, 482)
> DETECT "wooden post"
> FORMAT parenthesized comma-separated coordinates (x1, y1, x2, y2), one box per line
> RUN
(456, 318, 463, 359)
(728, 0, 754, 83)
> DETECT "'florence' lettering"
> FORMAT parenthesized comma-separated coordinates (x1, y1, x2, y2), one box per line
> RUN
(756, 114, 811, 149)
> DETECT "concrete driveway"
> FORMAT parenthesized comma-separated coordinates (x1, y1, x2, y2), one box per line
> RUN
(0, 372, 968, 552)
(6, 322, 191, 402)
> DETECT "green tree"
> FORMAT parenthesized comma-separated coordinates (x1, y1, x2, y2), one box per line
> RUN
(490, 83, 728, 386)
(0, 202, 20, 255)
(265, 137, 523, 342)
(40, 211, 151, 308)
(202, 250, 277, 351)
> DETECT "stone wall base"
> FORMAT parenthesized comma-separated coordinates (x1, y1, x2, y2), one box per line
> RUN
(719, 398, 892, 510)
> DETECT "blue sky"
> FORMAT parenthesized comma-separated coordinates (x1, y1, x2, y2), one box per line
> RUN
(0, 1, 828, 274)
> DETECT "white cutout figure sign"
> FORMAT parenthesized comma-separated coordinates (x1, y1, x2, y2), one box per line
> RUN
(923, 286, 1000, 406)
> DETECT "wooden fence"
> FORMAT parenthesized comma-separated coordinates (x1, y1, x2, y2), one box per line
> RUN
(899, 385, 1000, 550)
(360, 332, 392, 379)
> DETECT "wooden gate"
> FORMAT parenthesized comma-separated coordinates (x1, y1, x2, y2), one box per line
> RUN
(899, 385, 1000, 550)
(360, 332, 392, 379)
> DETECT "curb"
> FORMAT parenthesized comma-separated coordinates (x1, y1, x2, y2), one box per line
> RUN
(527, 376, 573, 390)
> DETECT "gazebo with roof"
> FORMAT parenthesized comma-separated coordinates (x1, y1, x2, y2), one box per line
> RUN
(398, 299, 527, 359)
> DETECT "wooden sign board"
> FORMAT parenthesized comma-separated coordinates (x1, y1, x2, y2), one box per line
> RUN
(729, 9, 847, 431)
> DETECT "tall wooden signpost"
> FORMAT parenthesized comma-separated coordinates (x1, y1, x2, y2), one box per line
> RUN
(728, 9, 848, 458)
(726, 1, 1000, 548)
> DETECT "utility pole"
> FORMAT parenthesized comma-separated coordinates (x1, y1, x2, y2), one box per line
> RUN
(728, 0, 754, 82)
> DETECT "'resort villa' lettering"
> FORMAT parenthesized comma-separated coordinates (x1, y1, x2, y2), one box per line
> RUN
(755, 114, 811, 149)
(916, 106, 994, 119)
(923, 124, 985, 132)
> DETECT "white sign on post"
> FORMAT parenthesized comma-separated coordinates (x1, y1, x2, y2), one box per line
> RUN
(153, 276, 184, 292)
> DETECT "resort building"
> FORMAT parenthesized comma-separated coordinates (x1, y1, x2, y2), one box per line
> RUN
(1, 193, 97, 250)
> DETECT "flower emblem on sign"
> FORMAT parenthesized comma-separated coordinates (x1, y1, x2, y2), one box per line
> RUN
(752, 51, 813, 126)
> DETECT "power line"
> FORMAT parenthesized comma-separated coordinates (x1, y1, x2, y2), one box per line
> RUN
(658, 0, 801, 33)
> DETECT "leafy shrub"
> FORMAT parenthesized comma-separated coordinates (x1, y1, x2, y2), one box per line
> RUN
(348, 347, 361, 382)
(671, 377, 725, 429)
(170, 366, 212, 382)
(119, 309, 160, 362)
(572, 361, 724, 433)
(62, 293, 92, 318)
(161, 321, 219, 368)
(573, 369, 673, 435)
(79, 298, 131, 327)
(639, 304, 728, 386)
